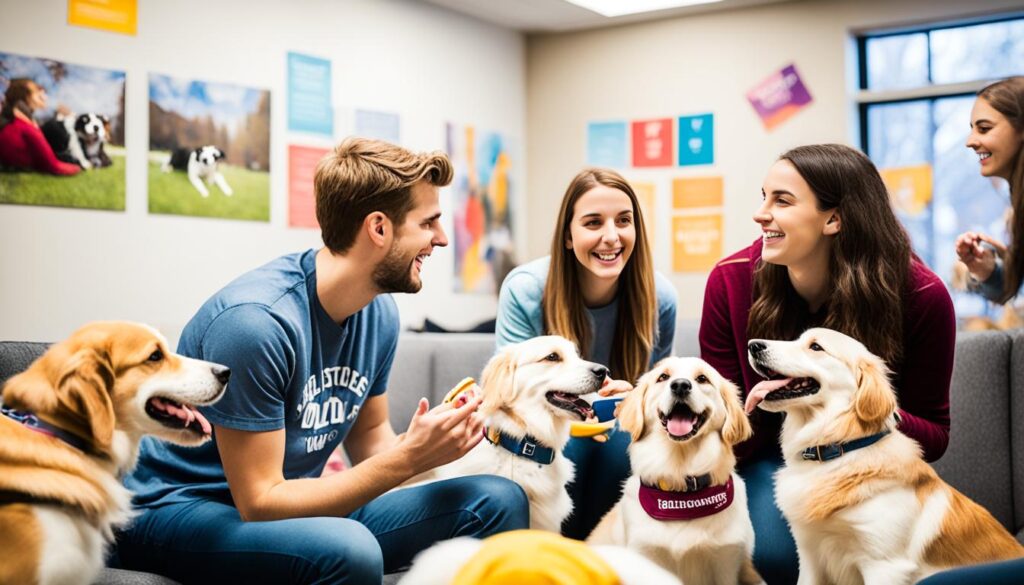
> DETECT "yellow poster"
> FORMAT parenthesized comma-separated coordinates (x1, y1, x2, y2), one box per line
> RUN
(69, 0, 137, 36)
(879, 164, 932, 216)
(630, 181, 656, 241)
(673, 214, 722, 273)
(673, 176, 723, 209)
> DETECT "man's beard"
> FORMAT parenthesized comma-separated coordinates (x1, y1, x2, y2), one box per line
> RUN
(372, 241, 421, 294)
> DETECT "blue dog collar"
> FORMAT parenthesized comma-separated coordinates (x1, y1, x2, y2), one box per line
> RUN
(1, 406, 95, 455)
(801, 429, 891, 462)
(484, 427, 556, 465)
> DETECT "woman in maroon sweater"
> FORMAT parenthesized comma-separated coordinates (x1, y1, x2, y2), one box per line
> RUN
(0, 78, 80, 175)
(700, 144, 955, 583)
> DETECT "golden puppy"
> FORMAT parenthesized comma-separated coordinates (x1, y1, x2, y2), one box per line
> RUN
(589, 357, 763, 585)
(746, 327, 1024, 584)
(0, 321, 229, 585)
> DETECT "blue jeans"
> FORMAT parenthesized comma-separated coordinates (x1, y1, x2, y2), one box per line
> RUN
(738, 453, 799, 585)
(562, 428, 632, 539)
(117, 475, 529, 585)
(918, 558, 1024, 584)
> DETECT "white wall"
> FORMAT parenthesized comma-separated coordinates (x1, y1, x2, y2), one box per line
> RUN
(525, 0, 1023, 321)
(0, 0, 526, 344)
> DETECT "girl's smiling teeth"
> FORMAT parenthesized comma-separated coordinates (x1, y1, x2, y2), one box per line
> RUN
(978, 152, 992, 162)
(763, 231, 785, 242)
(593, 249, 623, 263)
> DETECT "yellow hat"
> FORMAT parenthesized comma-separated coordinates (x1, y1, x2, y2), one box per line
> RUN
(452, 530, 620, 585)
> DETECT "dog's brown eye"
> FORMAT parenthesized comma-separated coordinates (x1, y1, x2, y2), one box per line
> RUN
(148, 349, 164, 362)
(544, 352, 561, 362)
(810, 342, 824, 352)
(656, 372, 670, 383)
(696, 374, 709, 384)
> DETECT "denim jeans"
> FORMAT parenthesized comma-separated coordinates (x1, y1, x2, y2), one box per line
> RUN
(117, 475, 529, 585)
(562, 428, 632, 539)
(738, 452, 800, 585)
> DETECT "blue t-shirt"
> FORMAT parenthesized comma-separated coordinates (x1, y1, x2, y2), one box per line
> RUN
(126, 249, 399, 508)
(495, 256, 677, 369)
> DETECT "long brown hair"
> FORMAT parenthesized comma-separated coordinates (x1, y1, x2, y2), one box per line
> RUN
(977, 77, 1024, 302)
(543, 168, 657, 382)
(747, 144, 911, 364)
(0, 78, 37, 126)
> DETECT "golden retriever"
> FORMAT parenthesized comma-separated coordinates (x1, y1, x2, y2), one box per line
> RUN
(413, 335, 607, 532)
(0, 321, 229, 585)
(400, 529, 681, 585)
(745, 327, 1024, 584)
(589, 357, 764, 585)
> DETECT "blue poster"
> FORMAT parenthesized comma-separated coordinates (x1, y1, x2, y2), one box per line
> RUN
(355, 109, 401, 144)
(586, 121, 628, 168)
(678, 113, 714, 166)
(287, 52, 333, 136)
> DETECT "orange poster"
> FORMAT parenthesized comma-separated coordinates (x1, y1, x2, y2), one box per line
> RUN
(289, 145, 330, 229)
(673, 176, 723, 209)
(69, 0, 137, 35)
(630, 181, 656, 241)
(673, 214, 723, 273)
(879, 164, 933, 216)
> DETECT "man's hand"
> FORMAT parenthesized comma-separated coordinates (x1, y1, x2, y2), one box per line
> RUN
(399, 394, 485, 475)
(955, 231, 1004, 282)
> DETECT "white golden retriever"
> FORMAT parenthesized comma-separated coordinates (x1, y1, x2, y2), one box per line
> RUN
(589, 357, 763, 585)
(746, 327, 1024, 585)
(415, 335, 607, 532)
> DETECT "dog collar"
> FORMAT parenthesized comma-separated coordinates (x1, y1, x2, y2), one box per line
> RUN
(1, 407, 94, 455)
(800, 429, 891, 462)
(483, 427, 556, 465)
(638, 476, 734, 521)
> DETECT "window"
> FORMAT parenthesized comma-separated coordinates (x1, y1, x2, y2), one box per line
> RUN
(858, 15, 1024, 319)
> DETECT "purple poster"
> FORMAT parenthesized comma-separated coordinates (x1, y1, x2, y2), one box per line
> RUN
(746, 64, 813, 131)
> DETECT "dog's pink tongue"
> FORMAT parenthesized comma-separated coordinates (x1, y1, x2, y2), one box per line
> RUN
(667, 412, 696, 437)
(745, 378, 792, 413)
(185, 405, 212, 435)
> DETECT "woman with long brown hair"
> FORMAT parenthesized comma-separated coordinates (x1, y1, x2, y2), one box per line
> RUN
(0, 78, 80, 175)
(955, 77, 1024, 304)
(495, 167, 677, 539)
(700, 144, 955, 583)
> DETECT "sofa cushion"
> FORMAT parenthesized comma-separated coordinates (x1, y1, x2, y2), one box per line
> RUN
(429, 333, 497, 403)
(0, 340, 48, 385)
(932, 330, 1014, 531)
(1010, 328, 1024, 536)
(387, 334, 437, 431)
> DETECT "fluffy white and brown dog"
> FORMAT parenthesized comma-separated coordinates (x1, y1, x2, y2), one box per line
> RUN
(0, 321, 229, 585)
(589, 357, 764, 585)
(412, 335, 606, 532)
(745, 327, 1024, 585)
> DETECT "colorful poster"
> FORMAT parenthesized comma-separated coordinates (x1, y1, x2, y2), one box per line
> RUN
(673, 214, 723, 273)
(879, 164, 933, 215)
(630, 181, 656, 241)
(673, 176, 724, 209)
(447, 123, 516, 294)
(747, 64, 813, 131)
(631, 118, 673, 167)
(148, 73, 270, 221)
(354, 109, 400, 144)
(678, 113, 714, 166)
(0, 52, 126, 210)
(287, 52, 333, 136)
(289, 145, 330, 229)
(587, 121, 628, 168)
(68, 0, 137, 35)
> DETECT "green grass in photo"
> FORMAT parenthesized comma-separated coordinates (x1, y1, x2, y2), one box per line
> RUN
(148, 157, 270, 222)
(0, 153, 126, 210)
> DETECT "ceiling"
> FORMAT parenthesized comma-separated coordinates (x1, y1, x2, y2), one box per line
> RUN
(419, 0, 792, 33)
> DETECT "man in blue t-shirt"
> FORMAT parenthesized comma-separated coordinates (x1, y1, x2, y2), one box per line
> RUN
(118, 138, 529, 584)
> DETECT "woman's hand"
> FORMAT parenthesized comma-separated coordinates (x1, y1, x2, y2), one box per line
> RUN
(598, 378, 633, 397)
(955, 231, 1005, 282)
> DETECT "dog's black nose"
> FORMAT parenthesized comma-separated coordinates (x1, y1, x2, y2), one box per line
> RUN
(670, 378, 691, 397)
(591, 365, 609, 380)
(748, 341, 767, 355)
(212, 365, 231, 385)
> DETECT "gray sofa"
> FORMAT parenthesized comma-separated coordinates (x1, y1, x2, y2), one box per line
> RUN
(1, 325, 1021, 585)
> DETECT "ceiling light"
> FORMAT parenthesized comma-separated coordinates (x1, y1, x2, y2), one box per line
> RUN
(564, 0, 724, 17)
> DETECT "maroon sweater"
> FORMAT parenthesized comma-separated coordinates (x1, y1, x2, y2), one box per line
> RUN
(700, 239, 954, 462)
(0, 116, 80, 175)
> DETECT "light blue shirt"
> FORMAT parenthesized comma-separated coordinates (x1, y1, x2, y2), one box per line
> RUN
(495, 256, 677, 370)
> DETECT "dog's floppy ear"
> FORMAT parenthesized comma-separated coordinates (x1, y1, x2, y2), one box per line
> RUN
(54, 349, 117, 454)
(853, 354, 897, 428)
(478, 347, 517, 414)
(616, 377, 650, 442)
(718, 377, 752, 447)
(214, 148, 224, 160)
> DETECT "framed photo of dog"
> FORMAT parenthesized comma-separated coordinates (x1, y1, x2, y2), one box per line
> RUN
(0, 51, 126, 211)
(147, 73, 270, 221)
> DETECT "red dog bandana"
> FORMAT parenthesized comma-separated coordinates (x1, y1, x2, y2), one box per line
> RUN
(638, 476, 734, 521)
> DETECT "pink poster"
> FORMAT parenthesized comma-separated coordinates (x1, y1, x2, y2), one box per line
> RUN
(746, 64, 813, 131)
(631, 118, 673, 167)
(289, 145, 329, 229)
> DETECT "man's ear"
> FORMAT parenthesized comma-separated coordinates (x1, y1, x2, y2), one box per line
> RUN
(366, 212, 390, 247)
(823, 211, 841, 236)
